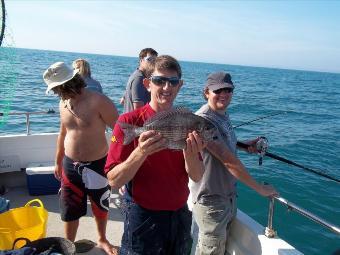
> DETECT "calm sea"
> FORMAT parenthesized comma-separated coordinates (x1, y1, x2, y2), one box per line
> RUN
(0, 48, 339, 254)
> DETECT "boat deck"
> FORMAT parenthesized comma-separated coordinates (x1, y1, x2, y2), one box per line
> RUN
(0, 158, 304, 255)
(3, 186, 124, 255)
(2, 186, 305, 255)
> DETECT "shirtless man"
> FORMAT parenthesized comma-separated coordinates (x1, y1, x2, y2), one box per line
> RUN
(43, 62, 119, 255)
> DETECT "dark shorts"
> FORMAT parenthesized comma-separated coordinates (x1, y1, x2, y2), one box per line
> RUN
(119, 201, 192, 255)
(60, 155, 110, 222)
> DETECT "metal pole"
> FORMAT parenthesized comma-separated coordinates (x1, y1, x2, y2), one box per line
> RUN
(4, 111, 55, 116)
(0, 109, 56, 135)
(265, 197, 277, 238)
(265, 196, 339, 237)
(275, 197, 340, 235)
(26, 113, 30, 135)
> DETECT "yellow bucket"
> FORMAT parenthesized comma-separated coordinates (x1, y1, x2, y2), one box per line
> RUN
(0, 199, 48, 250)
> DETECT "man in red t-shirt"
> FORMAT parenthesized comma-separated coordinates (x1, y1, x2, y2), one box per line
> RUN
(105, 55, 205, 254)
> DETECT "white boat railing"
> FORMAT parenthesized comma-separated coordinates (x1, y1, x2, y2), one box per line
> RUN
(265, 196, 340, 237)
(0, 109, 57, 135)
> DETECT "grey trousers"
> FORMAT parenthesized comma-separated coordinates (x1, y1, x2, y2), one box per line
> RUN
(192, 196, 236, 255)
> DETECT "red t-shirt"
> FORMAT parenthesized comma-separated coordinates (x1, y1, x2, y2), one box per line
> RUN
(104, 104, 189, 211)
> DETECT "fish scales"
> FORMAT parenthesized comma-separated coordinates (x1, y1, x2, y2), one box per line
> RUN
(119, 107, 217, 150)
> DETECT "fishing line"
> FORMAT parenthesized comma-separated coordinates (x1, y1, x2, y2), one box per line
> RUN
(237, 141, 340, 183)
(233, 111, 289, 129)
(0, 0, 5, 47)
(0, 1, 19, 128)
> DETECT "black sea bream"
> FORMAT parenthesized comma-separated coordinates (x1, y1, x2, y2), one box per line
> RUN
(119, 107, 217, 150)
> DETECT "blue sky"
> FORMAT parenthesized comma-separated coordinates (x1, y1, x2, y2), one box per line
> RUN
(5, 1, 340, 73)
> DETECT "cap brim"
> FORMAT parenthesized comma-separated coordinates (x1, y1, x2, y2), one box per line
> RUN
(208, 82, 234, 91)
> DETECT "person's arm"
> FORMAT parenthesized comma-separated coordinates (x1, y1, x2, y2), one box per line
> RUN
(98, 95, 119, 129)
(97, 81, 103, 94)
(206, 140, 278, 197)
(119, 96, 125, 105)
(107, 130, 166, 189)
(54, 111, 66, 180)
(133, 101, 145, 110)
(237, 137, 259, 153)
(183, 131, 205, 182)
(131, 76, 147, 110)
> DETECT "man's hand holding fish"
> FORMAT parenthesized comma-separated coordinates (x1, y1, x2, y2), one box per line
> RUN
(184, 130, 206, 182)
(137, 130, 167, 156)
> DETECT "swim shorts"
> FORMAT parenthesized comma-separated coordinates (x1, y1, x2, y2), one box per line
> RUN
(60, 155, 110, 222)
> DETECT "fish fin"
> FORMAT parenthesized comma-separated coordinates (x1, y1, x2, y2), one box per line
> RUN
(117, 121, 139, 145)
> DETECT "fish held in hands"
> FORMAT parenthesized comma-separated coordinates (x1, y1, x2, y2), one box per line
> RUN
(119, 107, 217, 150)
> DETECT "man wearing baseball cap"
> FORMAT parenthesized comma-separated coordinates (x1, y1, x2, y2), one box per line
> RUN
(205, 71, 235, 91)
(190, 71, 277, 255)
(43, 62, 119, 255)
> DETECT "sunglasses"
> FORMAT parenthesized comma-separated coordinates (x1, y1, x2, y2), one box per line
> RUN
(150, 76, 181, 87)
(143, 56, 156, 62)
(213, 87, 234, 94)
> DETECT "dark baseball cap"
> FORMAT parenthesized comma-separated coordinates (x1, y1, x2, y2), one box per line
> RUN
(204, 72, 234, 91)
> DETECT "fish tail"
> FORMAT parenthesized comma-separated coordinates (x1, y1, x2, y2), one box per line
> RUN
(117, 121, 139, 145)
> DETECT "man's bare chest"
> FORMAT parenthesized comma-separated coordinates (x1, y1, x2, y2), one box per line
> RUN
(61, 101, 98, 129)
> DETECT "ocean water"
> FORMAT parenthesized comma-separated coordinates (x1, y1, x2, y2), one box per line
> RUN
(1, 47, 339, 254)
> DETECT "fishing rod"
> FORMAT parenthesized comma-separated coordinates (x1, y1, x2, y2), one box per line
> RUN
(237, 139, 340, 183)
(233, 111, 289, 129)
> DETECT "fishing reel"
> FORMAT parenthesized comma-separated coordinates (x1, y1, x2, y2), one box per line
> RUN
(256, 136, 269, 166)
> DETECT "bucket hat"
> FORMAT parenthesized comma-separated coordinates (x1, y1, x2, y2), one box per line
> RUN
(43, 62, 78, 94)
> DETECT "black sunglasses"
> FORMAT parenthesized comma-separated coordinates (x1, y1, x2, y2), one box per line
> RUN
(143, 56, 156, 62)
(150, 76, 181, 87)
(213, 87, 234, 94)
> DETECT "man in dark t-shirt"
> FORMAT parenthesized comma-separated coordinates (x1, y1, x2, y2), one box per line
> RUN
(123, 48, 158, 113)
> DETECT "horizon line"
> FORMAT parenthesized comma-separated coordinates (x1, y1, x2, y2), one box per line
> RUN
(3, 46, 340, 75)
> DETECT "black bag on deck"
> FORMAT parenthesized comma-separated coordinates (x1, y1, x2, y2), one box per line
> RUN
(12, 237, 75, 255)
